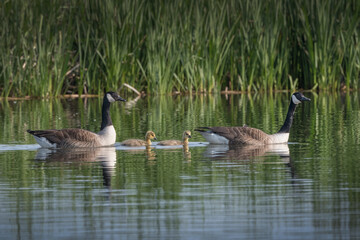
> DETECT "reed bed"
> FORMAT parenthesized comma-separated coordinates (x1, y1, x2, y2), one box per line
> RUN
(0, 0, 359, 97)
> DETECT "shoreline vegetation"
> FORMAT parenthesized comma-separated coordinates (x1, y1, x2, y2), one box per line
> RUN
(1, 0, 359, 98)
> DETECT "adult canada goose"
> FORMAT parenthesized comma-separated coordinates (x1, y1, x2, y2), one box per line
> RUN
(120, 131, 157, 147)
(157, 130, 192, 146)
(195, 92, 310, 145)
(27, 91, 126, 148)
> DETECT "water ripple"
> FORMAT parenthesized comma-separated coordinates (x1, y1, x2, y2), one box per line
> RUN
(0, 144, 40, 152)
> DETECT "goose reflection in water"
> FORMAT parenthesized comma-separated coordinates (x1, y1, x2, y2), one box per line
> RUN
(202, 143, 300, 179)
(202, 143, 290, 163)
(34, 147, 117, 189)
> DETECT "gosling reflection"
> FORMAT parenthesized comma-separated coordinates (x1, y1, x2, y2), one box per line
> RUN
(34, 147, 117, 188)
(202, 144, 290, 163)
(146, 145, 156, 160)
(182, 144, 191, 159)
(117, 145, 157, 161)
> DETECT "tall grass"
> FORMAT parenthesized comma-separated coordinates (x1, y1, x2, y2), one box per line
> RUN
(0, 0, 359, 97)
(288, 0, 360, 90)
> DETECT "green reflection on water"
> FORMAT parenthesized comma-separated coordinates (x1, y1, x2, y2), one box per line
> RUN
(0, 92, 360, 238)
(1, 92, 360, 185)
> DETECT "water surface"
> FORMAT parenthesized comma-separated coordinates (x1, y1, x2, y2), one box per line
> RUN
(0, 92, 359, 239)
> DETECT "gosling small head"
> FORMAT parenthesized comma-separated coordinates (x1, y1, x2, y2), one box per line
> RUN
(183, 130, 192, 139)
(145, 131, 157, 140)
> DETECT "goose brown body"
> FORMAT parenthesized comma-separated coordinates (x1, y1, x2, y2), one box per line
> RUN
(27, 129, 102, 148)
(197, 127, 272, 145)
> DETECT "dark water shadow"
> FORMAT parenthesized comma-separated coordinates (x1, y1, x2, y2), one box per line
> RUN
(34, 147, 116, 190)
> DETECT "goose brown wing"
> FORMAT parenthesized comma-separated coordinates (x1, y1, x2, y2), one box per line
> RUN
(27, 129, 99, 145)
(208, 127, 270, 145)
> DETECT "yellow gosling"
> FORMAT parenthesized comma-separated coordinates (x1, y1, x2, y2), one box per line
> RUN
(157, 130, 191, 146)
(121, 131, 157, 147)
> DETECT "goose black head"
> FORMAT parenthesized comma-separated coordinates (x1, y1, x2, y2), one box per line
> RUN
(291, 92, 311, 105)
(106, 91, 126, 103)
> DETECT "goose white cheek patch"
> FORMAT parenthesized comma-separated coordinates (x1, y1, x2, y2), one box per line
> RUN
(107, 94, 116, 103)
(292, 95, 301, 104)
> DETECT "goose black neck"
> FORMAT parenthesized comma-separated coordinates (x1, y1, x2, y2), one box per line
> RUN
(100, 98, 112, 130)
(277, 101, 297, 133)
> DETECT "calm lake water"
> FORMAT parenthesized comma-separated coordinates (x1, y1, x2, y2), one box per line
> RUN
(0, 92, 359, 239)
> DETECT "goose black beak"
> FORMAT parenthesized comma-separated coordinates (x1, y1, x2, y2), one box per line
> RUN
(116, 96, 126, 102)
(153, 137, 157, 140)
(188, 135, 192, 138)
(301, 96, 311, 102)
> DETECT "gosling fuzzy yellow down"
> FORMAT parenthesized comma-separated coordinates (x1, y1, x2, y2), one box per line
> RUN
(157, 130, 192, 146)
(121, 131, 157, 147)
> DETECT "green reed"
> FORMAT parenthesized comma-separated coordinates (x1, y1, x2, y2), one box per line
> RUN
(291, 0, 360, 90)
(0, 0, 359, 97)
